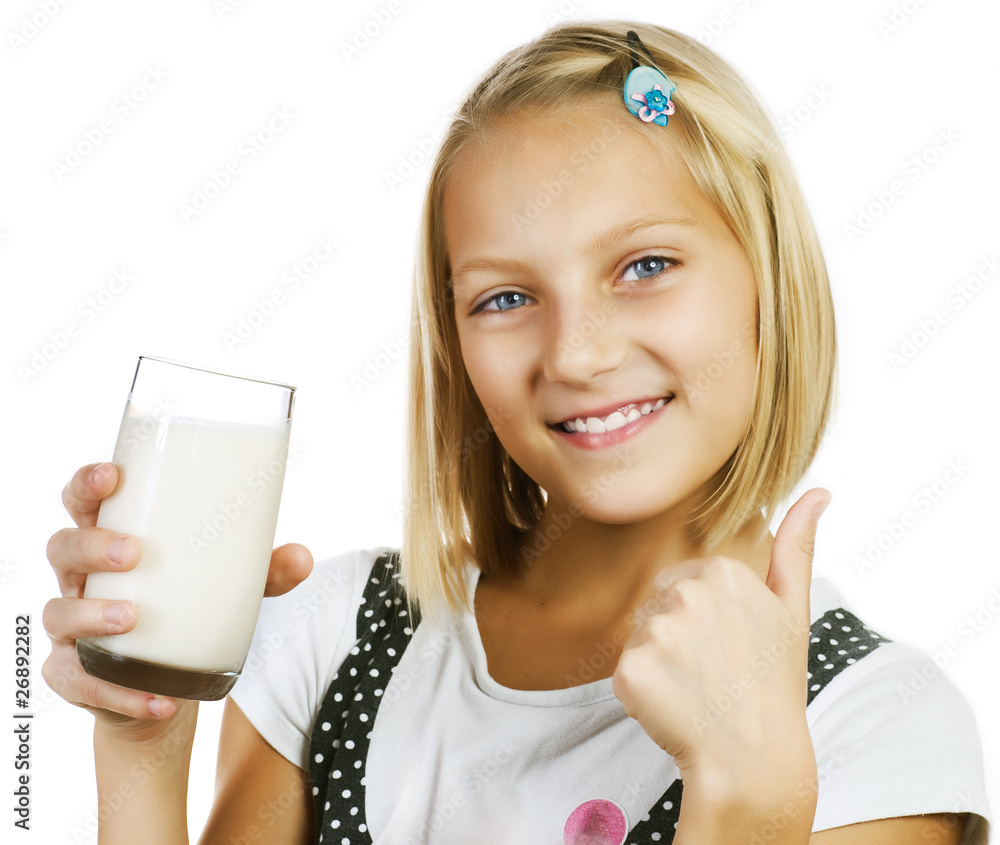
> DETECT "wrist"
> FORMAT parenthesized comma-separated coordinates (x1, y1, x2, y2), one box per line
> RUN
(674, 727, 817, 844)
(93, 701, 199, 845)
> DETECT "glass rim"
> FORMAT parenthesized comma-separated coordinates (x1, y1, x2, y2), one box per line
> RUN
(136, 355, 296, 392)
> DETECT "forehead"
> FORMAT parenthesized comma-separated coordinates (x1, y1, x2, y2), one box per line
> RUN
(441, 101, 724, 267)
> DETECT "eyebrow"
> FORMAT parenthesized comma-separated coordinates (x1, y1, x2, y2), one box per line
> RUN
(449, 216, 698, 290)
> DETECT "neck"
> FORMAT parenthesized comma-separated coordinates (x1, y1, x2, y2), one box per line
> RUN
(508, 492, 773, 621)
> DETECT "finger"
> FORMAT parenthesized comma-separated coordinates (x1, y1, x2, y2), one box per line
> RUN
(264, 543, 314, 597)
(42, 643, 177, 720)
(766, 487, 831, 627)
(625, 559, 711, 636)
(43, 597, 137, 643)
(651, 559, 709, 594)
(46, 527, 142, 597)
(61, 463, 119, 529)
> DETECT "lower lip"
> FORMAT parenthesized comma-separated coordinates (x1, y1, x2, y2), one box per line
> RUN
(549, 398, 673, 451)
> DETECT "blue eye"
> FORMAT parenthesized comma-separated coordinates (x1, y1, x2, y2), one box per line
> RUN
(475, 291, 530, 313)
(622, 256, 675, 282)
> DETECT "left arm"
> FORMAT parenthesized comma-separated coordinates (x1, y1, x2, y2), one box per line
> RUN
(811, 813, 967, 844)
(613, 490, 972, 845)
(673, 761, 966, 845)
(614, 490, 831, 845)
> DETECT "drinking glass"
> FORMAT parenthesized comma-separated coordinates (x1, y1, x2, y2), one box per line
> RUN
(78, 356, 295, 700)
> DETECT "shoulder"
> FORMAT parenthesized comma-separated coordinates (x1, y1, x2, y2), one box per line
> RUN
(248, 546, 391, 647)
(806, 578, 991, 841)
(229, 546, 397, 771)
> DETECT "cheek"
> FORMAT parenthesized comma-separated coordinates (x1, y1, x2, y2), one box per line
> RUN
(456, 330, 516, 423)
(655, 281, 758, 417)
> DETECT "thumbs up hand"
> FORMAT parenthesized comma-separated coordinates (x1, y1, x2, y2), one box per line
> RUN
(611, 488, 831, 777)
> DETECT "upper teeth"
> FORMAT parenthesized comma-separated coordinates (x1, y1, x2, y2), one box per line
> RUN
(562, 398, 667, 434)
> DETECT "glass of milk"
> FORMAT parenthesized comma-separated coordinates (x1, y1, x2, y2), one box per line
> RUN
(78, 356, 295, 701)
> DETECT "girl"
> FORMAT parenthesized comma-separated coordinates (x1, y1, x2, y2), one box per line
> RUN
(42, 20, 990, 845)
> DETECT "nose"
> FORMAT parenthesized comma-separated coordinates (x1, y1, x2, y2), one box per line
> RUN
(542, 296, 626, 386)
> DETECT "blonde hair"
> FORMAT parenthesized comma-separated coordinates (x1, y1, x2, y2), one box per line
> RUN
(402, 20, 836, 623)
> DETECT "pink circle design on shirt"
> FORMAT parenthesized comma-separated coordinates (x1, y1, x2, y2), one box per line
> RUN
(563, 798, 628, 845)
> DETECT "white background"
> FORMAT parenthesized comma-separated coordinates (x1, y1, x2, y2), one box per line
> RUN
(1, 0, 998, 841)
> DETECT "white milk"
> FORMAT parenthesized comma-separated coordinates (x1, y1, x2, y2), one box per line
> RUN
(84, 413, 291, 672)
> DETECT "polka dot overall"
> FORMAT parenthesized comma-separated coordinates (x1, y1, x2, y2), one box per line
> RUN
(308, 551, 890, 844)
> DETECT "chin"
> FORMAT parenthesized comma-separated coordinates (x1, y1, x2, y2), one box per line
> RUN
(556, 484, 695, 527)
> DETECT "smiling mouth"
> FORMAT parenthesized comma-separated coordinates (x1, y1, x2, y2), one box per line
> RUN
(551, 396, 673, 434)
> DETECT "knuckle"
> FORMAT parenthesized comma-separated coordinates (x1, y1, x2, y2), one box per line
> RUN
(40, 656, 55, 689)
(704, 555, 734, 576)
(60, 478, 75, 512)
(703, 555, 745, 588)
(45, 528, 68, 564)
(41, 650, 74, 698)
(82, 677, 105, 710)
(664, 576, 699, 606)
(62, 467, 90, 509)
(41, 599, 61, 635)
(646, 612, 676, 643)
(613, 649, 639, 687)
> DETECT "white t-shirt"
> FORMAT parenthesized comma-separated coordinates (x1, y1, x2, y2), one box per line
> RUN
(231, 547, 991, 844)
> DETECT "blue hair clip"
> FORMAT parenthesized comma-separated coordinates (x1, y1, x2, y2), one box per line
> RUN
(623, 31, 676, 126)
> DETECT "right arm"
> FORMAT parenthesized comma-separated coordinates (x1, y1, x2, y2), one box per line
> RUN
(42, 462, 314, 844)
(87, 693, 314, 845)
(201, 698, 314, 844)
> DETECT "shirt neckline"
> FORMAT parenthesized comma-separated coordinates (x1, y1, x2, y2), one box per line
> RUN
(457, 563, 619, 707)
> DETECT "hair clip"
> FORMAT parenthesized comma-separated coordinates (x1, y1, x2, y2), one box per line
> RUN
(623, 30, 676, 126)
